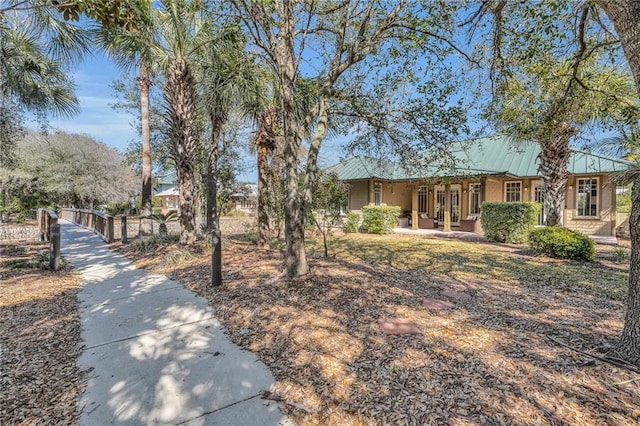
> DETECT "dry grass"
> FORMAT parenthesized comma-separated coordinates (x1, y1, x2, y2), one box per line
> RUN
(0, 242, 85, 425)
(119, 231, 639, 425)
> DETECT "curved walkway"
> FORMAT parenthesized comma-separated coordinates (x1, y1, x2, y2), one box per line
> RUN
(60, 220, 287, 425)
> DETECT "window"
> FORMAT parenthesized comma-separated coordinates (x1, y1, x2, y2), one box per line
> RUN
(418, 187, 428, 213)
(577, 178, 598, 217)
(505, 181, 521, 202)
(374, 183, 382, 206)
(469, 183, 481, 215)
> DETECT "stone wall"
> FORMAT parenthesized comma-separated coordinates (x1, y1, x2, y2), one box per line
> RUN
(0, 226, 39, 242)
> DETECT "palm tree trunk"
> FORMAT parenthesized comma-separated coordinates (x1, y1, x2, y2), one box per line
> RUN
(538, 135, 571, 226)
(256, 106, 277, 248)
(139, 62, 153, 235)
(166, 57, 197, 245)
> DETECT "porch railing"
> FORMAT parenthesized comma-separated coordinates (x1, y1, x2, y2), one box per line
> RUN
(60, 208, 116, 243)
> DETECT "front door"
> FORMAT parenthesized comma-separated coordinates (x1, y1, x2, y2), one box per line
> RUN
(532, 180, 545, 225)
(434, 185, 461, 226)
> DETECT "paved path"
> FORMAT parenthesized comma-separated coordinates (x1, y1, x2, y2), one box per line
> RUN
(60, 220, 286, 425)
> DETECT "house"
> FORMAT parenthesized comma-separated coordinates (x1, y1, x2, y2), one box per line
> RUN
(154, 173, 177, 195)
(329, 135, 631, 236)
(228, 183, 258, 213)
(155, 187, 179, 215)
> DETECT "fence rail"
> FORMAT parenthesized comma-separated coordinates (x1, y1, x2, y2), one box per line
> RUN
(60, 208, 116, 243)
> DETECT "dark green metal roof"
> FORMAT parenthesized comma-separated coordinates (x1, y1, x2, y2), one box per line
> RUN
(329, 135, 632, 181)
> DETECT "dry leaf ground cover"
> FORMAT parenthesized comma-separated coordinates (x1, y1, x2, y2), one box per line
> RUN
(0, 242, 84, 425)
(120, 228, 639, 425)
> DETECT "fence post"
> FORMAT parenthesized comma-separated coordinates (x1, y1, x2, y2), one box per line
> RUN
(106, 215, 114, 243)
(211, 229, 222, 287)
(44, 213, 51, 242)
(38, 209, 44, 241)
(121, 215, 128, 244)
(49, 223, 61, 271)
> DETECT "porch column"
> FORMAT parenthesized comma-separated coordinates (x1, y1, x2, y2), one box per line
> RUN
(443, 183, 452, 232)
(480, 176, 487, 213)
(411, 185, 418, 230)
(368, 179, 374, 204)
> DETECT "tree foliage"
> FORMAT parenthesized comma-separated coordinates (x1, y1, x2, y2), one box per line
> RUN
(0, 131, 137, 217)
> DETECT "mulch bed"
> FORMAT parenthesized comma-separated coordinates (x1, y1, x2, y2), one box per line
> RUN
(0, 242, 85, 425)
(121, 236, 640, 425)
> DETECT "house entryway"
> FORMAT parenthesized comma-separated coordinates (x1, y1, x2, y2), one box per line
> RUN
(434, 184, 461, 227)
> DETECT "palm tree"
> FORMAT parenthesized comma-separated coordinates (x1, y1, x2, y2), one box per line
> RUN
(153, 0, 210, 245)
(494, 55, 637, 226)
(197, 23, 262, 233)
(93, 3, 157, 236)
(254, 103, 280, 248)
(0, 5, 88, 120)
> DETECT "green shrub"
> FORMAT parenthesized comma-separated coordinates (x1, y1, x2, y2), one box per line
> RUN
(361, 205, 401, 234)
(344, 213, 360, 233)
(529, 227, 595, 261)
(480, 202, 540, 243)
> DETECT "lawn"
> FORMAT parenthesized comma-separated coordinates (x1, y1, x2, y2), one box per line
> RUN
(121, 231, 639, 425)
(0, 242, 85, 425)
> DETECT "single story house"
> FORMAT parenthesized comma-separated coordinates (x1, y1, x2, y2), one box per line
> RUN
(329, 135, 631, 236)
(155, 187, 179, 215)
(228, 183, 258, 213)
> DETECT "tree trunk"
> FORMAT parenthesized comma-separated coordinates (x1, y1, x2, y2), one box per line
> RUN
(256, 106, 277, 249)
(538, 135, 571, 227)
(166, 57, 197, 245)
(257, 140, 271, 248)
(596, 0, 640, 366)
(615, 175, 640, 364)
(139, 62, 153, 235)
(278, 0, 308, 277)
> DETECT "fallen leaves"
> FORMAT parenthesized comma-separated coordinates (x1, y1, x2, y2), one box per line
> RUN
(119, 229, 639, 425)
(0, 242, 84, 425)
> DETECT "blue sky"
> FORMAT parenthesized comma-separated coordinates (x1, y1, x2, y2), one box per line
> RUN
(34, 52, 135, 151)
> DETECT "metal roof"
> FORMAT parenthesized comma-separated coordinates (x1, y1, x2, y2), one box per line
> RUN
(329, 135, 632, 181)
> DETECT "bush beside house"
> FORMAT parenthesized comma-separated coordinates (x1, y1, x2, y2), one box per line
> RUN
(362, 205, 401, 234)
(480, 202, 540, 243)
(529, 227, 595, 261)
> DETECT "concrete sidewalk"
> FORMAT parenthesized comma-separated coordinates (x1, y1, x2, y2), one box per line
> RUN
(60, 220, 287, 425)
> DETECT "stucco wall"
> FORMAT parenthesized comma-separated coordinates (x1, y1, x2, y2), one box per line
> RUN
(348, 180, 369, 210)
(344, 175, 618, 235)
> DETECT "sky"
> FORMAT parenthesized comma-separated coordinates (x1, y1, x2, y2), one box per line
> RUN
(36, 52, 134, 152)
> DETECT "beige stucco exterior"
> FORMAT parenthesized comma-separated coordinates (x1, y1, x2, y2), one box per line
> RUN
(345, 174, 618, 236)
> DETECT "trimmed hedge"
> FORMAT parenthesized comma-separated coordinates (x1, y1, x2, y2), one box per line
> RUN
(529, 227, 595, 261)
(361, 204, 401, 234)
(480, 202, 540, 243)
(344, 212, 360, 233)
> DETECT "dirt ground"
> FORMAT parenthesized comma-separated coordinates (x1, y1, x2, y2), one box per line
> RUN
(119, 230, 640, 426)
(0, 242, 84, 425)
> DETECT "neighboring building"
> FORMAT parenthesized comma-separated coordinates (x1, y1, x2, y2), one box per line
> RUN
(228, 183, 258, 213)
(154, 173, 177, 195)
(329, 135, 631, 236)
(155, 187, 179, 215)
